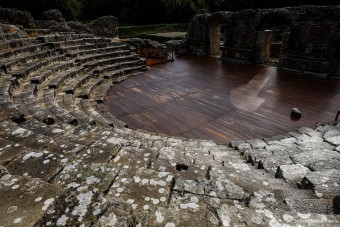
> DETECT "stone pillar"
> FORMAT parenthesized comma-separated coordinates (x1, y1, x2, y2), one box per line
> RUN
(254, 30, 272, 64)
(209, 23, 221, 56)
(186, 14, 210, 56)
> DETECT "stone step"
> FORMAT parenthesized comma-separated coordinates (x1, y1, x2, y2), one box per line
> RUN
(284, 198, 334, 214)
(1, 48, 59, 74)
(29, 61, 74, 85)
(90, 80, 112, 104)
(82, 54, 136, 69)
(0, 137, 28, 165)
(58, 95, 96, 126)
(0, 172, 62, 227)
(75, 50, 131, 65)
(10, 55, 66, 83)
(63, 44, 126, 59)
(19, 118, 66, 137)
(0, 120, 54, 150)
(48, 67, 84, 89)
(0, 42, 48, 61)
(43, 89, 78, 126)
(300, 169, 340, 199)
(0, 37, 32, 51)
(80, 98, 127, 127)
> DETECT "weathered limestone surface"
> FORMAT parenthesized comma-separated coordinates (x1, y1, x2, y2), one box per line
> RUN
(0, 17, 339, 226)
(276, 164, 311, 183)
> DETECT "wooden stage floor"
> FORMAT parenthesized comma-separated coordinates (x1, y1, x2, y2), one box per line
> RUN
(105, 56, 340, 144)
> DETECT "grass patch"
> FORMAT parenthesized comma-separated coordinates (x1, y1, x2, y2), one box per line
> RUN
(118, 23, 188, 39)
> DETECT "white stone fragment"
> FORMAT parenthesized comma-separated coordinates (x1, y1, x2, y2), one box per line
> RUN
(35, 197, 43, 202)
(23, 152, 44, 161)
(13, 218, 22, 224)
(56, 215, 68, 226)
(283, 214, 294, 222)
(155, 211, 164, 223)
(42, 198, 55, 211)
(11, 185, 19, 189)
(133, 176, 141, 183)
(158, 172, 169, 178)
(190, 196, 199, 203)
(165, 223, 176, 227)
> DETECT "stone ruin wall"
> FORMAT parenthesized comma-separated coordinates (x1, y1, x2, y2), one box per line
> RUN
(186, 5, 340, 78)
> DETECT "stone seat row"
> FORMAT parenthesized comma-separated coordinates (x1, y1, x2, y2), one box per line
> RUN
(0, 33, 146, 129)
(1, 115, 340, 226)
(231, 122, 340, 201)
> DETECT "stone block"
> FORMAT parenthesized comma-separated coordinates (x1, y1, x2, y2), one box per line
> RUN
(291, 108, 301, 119)
(325, 135, 340, 146)
(291, 149, 339, 166)
(300, 169, 340, 198)
(275, 164, 311, 183)
(0, 174, 61, 226)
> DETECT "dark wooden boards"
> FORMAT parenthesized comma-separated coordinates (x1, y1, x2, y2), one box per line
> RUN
(104, 56, 340, 144)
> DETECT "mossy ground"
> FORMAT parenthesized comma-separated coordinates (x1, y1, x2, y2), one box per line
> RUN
(118, 23, 188, 39)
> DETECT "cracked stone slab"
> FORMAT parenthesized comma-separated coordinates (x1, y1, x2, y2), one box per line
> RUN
(0, 138, 27, 165)
(105, 168, 174, 220)
(265, 144, 297, 153)
(247, 139, 267, 149)
(296, 141, 334, 151)
(75, 145, 120, 163)
(324, 129, 340, 139)
(336, 145, 340, 152)
(112, 147, 159, 169)
(44, 141, 85, 158)
(93, 198, 136, 226)
(0, 174, 61, 227)
(275, 164, 311, 183)
(236, 142, 251, 152)
(310, 158, 340, 171)
(325, 135, 340, 146)
(279, 137, 298, 146)
(291, 149, 340, 166)
(285, 198, 334, 214)
(19, 119, 65, 137)
(298, 127, 322, 138)
(260, 155, 294, 174)
(184, 147, 216, 167)
(6, 150, 67, 181)
(99, 192, 220, 227)
(300, 169, 340, 198)
(243, 149, 270, 164)
(207, 177, 246, 200)
(173, 178, 205, 195)
(0, 121, 49, 150)
(37, 161, 119, 226)
(243, 149, 291, 173)
(248, 191, 279, 210)
(147, 193, 220, 227)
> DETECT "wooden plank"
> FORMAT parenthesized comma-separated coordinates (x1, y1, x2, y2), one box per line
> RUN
(105, 56, 340, 144)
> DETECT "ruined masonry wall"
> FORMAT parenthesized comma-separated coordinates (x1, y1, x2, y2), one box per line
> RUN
(186, 6, 340, 77)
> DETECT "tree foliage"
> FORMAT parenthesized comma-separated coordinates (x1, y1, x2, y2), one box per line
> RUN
(0, 0, 338, 24)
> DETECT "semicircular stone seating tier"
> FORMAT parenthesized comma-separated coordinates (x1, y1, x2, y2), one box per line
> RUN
(0, 27, 339, 226)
